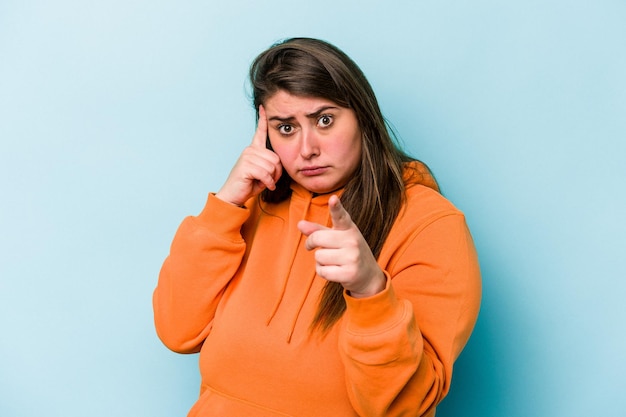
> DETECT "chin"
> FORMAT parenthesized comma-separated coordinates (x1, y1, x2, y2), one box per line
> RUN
(299, 180, 343, 195)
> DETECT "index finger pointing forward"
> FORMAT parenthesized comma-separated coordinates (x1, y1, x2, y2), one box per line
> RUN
(329, 195, 353, 230)
(252, 105, 269, 148)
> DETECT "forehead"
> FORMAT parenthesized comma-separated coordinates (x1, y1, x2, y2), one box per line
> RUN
(264, 90, 339, 115)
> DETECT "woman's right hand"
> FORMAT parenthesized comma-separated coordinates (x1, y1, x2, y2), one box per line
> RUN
(215, 105, 283, 206)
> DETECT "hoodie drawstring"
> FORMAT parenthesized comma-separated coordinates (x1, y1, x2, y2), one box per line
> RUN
(265, 188, 336, 343)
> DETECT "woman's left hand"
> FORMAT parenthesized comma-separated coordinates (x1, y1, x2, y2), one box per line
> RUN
(297, 195, 386, 298)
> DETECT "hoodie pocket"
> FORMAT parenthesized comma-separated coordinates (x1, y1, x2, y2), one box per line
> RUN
(188, 385, 293, 417)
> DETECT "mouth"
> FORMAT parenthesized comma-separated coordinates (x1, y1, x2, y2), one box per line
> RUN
(299, 166, 328, 176)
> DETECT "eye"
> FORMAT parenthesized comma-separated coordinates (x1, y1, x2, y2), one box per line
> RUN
(317, 114, 333, 128)
(278, 124, 294, 135)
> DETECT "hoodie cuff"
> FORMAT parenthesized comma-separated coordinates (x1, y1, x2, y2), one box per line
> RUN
(343, 273, 407, 334)
(194, 193, 251, 239)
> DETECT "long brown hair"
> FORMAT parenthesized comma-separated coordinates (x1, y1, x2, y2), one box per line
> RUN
(249, 38, 437, 333)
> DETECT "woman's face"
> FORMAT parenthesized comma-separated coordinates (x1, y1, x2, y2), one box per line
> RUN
(264, 90, 362, 194)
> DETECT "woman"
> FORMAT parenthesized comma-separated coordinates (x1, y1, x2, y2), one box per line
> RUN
(153, 37, 481, 417)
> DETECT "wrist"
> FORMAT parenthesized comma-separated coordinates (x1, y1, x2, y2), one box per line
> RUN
(346, 269, 386, 299)
(215, 190, 246, 208)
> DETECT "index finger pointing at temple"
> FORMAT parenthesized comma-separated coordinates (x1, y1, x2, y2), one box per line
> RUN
(252, 105, 269, 148)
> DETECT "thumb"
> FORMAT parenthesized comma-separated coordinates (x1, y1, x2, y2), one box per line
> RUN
(297, 220, 327, 236)
(329, 195, 352, 230)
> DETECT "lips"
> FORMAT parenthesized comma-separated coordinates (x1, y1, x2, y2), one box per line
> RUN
(299, 166, 328, 176)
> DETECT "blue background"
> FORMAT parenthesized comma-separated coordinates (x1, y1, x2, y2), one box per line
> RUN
(1, 1, 625, 416)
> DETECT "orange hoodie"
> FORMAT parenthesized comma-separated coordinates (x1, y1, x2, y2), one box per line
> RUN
(153, 167, 481, 417)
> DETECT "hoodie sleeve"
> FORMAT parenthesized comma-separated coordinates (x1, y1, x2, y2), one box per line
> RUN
(153, 193, 251, 354)
(340, 212, 481, 417)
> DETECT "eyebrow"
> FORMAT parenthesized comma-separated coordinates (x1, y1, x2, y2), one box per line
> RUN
(267, 106, 339, 123)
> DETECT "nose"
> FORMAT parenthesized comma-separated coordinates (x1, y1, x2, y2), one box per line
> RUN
(300, 128, 320, 159)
